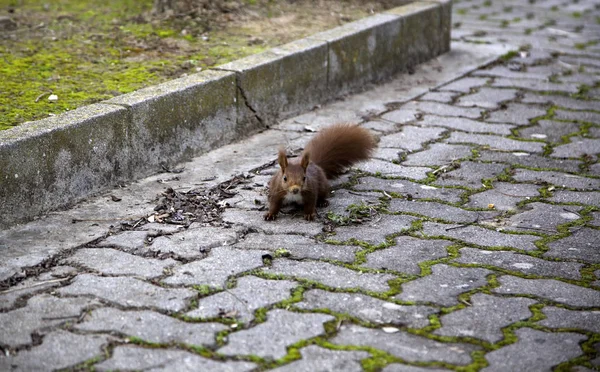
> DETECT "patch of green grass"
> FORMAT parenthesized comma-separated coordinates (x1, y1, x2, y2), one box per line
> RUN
(572, 11, 582, 18)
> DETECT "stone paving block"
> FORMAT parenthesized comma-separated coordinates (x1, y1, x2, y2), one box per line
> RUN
(0, 266, 75, 310)
(466, 182, 540, 211)
(139, 222, 187, 235)
(96, 345, 256, 372)
(222, 209, 325, 235)
(76, 307, 226, 346)
(379, 126, 447, 151)
(554, 109, 600, 125)
(492, 276, 600, 307)
(504, 202, 582, 235)
(513, 169, 600, 190)
(401, 100, 485, 119)
(374, 147, 405, 162)
(539, 306, 600, 333)
(485, 103, 548, 126)
(163, 247, 267, 288)
(357, 159, 431, 179)
(521, 92, 600, 111)
(0, 330, 108, 372)
(332, 214, 417, 245)
(381, 108, 421, 125)
(64, 248, 178, 279)
(97, 230, 150, 251)
(326, 189, 382, 217)
(457, 87, 519, 109)
(420, 115, 515, 135)
(218, 309, 334, 359)
(476, 150, 582, 173)
(492, 77, 580, 94)
(389, 200, 498, 224)
(447, 132, 545, 152)
(438, 77, 489, 93)
(552, 137, 600, 158)
(186, 276, 297, 322)
(546, 228, 600, 263)
(395, 265, 492, 307)
(434, 293, 536, 343)
(264, 259, 395, 292)
(296, 289, 437, 328)
(591, 212, 600, 227)
(233, 233, 359, 263)
(362, 120, 398, 133)
(403, 143, 474, 166)
(453, 247, 583, 280)
(481, 328, 586, 372)
(149, 225, 243, 260)
(549, 190, 600, 205)
(58, 274, 195, 312)
(355, 177, 465, 203)
(383, 364, 451, 372)
(0, 294, 98, 348)
(472, 65, 555, 80)
(272, 345, 370, 372)
(421, 222, 540, 251)
(518, 120, 580, 143)
(364, 236, 451, 275)
(331, 324, 480, 365)
(434, 161, 507, 188)
(419, 91, 458, 103)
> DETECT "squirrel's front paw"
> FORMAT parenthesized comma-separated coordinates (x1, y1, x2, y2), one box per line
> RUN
(264, 212, 277, 221)
(304, 213, 316, 221)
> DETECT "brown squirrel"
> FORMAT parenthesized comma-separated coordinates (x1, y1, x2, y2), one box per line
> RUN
(264, 123, 377, 221)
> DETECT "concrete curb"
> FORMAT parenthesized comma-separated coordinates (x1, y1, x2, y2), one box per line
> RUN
(0, 0, 451, 228)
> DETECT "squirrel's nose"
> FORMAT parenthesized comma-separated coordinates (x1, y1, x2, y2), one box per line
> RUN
(292, 188, 299, 194)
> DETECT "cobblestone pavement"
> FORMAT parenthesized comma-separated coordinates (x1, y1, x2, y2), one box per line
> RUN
(2, 0, 600, 371)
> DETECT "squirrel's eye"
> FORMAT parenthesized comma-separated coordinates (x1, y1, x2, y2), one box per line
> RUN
(283, 176, 287, 182)
(303, 176, 306, 181)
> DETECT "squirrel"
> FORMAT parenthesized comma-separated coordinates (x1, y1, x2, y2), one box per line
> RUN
(264, 123, 377, 221)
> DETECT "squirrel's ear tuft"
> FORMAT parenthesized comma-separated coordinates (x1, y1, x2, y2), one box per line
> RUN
(301, 152, 310, 170)
(278, 148, 288, 171)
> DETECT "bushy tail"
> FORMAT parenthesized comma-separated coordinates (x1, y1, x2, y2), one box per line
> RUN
(303, 123, 377, 179)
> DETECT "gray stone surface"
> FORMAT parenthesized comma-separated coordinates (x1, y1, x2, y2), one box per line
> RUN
(419, 115, 515, 135)
(400, 100, 485, 119)
(439, 77, 489, 93)
(434, 293, 536, 343)
(513, 169, 600, 190)
(364, 236, 451, 275)
(504, 202, 582, 235)
(331, 324, 480, 365)
(454, 247, 583, 280)
(492, 78, 580, 94)
(186, 276, 297, 322)
(420, 91, 458, 103)
(421, 222, 540, 251)
(378, 126, 446, 151)
(493, 276, 600, 307)
(149, 225, 243, 259)
(218, 309, 334, 359)
(357, 159, 431, 179)
(383, 365, 451, 372)
(96, 346, 256, 372)
(521, 92, 600, 111)
(539, 306, 600, 333)
(481, 328, 586, 372)
(554, 109, 600, 125)
(295, 289, 437, 328)
(265, 259, 395, 292)
(0, 266, 75, 310)
(518, 120, 580, 143)
(550, 191, 600, 205)
(434, 161, 506, 188)
(403, 143, 474, 166)
(64, 248, 178, 278)
(545, 228, 600, 263)
(457, 87, 519, 109)
(390, 199, 498, 223)
(163, 247, 267, 288)
(222, 209, 325, 235)
(97, 230, 150, 250)
(58, 274, 196, 312)
(76, 307, 226, 346)
(355, 177, 465, 203)
(552, 137, 600, 158)
(485, 103, 548, 126)
(0, 294, 98, 348)
(476, 150, 582, 173)
(395, 265, 492, 306)
(0, 330, 108, 371)
(233, 233, 359, 262)
(272, 345, 369, 372)
(448, 132, 545, 152)
(467, 182, 540, 211)
(332, 214, 416, 245)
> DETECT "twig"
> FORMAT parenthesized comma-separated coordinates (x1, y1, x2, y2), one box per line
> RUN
(0, 277, 70, 295)
(34, 91, 52, 103)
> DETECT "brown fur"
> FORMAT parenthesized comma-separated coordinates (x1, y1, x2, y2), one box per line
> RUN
(265, 124, 376, 221)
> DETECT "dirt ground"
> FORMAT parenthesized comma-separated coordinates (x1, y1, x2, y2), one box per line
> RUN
(0, 0, 401, 129)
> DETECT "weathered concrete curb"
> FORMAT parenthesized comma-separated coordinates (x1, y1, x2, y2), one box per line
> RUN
(0, 0, 451, 228)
